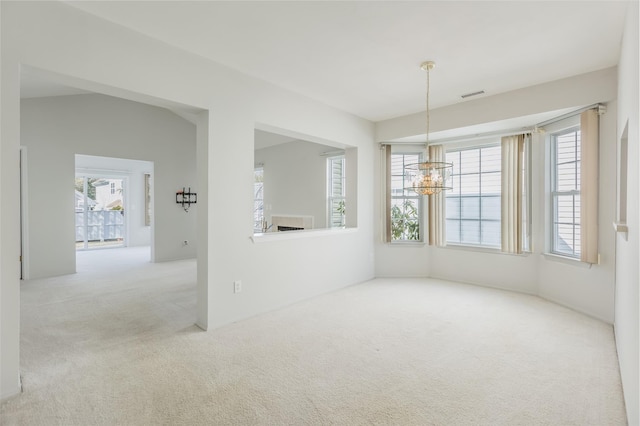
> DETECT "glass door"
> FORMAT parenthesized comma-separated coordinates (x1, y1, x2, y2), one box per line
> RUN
(75, 176, 126, 250)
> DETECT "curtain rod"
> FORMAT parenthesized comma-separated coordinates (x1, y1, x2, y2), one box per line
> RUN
(535, 103, 605, 128)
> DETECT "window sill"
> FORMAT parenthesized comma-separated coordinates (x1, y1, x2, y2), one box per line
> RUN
(251, 227, 356, 243)
(440, 243, 529, 257)
(542, 252, 593, 269)
(389, 241, 426, 246)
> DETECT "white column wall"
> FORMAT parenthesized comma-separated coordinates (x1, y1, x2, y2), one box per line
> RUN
(0, 2, 23, 400)
(614, 1, 639, 423)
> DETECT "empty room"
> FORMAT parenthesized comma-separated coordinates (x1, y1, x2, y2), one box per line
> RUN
(0, 1, 638, 425)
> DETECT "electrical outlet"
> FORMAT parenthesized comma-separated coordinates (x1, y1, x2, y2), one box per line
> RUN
(234, 280, 242, 293)
(183, 240, 189, 246)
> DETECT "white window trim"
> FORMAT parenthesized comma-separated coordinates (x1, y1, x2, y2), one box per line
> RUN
(389, 147, 425, 244)
(544, 114, 581, 259)
(326, 155, 346, 229)
(253, 166, 264, 232)
(445, 143, 502, 249)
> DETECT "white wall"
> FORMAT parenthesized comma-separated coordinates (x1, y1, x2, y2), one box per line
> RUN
(21, 94, 197, 279)
(1, 1, 375, 399)
(375, 68, 619, 323)
(75, 154, 153, 248)
(614, 1, 639, 423)
(255, 140, 332, 229)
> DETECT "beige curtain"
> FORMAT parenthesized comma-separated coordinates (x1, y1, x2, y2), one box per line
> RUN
(383, 144, 392, 243)
(580, 109, 599, 263)
(428, 145, 446, 246)
(501, 134, 525, 253)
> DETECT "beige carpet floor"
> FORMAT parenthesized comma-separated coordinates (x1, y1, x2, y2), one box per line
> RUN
(0, 247, 627, 425)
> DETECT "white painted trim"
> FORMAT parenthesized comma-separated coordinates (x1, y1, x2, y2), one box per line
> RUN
(541, 252, 593, 269)
(251, 227, 357, 243)
(612, 221, 628, 233)
(73, 172, 129, 251)
(20, 146, 30, 280)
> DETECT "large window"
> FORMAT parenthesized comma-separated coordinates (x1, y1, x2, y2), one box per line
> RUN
(327, 156, 346, 228)
(390, 153, 422, 241)
(551, 127, 581, 258)
(446, 145, 501, 247)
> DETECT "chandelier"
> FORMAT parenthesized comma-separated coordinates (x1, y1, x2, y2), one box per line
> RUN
(404, 61, 453, 196)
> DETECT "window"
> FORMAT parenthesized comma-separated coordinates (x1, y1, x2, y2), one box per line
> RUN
(446, 145, 501, 247)
(551, 127, 581, 258)
(327, 156, 345, 228)
(254, 166, 264, 231)
(390, 153, 422, 241)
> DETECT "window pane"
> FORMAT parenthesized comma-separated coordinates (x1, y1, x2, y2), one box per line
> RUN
(445, 144, 501, 248)
(481, 221, 501, 247)
(459, 174, 480, 195)
(481, 146, 501, 173)
(460, 220, 480, 244)
(449, 175, 461, 194)
(446, 219, 460, 243)
(447, 151, 460, 175)
(460, 197, 480, 219)
(482, 172, 501, 194)
(551, 127, 581, 258)
(481, 196, 501, 221)
(391, 175, 404, 192)
(254, 167, 264, 229)
(391, 153, 422, 242)
(460, 149, 480, 174)
(446, 197, 460, 219)
(556, 162, 577, 191)
(555, 223, 576, 256)
(555, 195, 575, 223)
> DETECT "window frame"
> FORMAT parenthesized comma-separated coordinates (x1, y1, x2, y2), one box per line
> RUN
(549, 125, 581, 259)
(389, 150, 424, 244)
(253, 166, 264, 231)
(445, 143, 502, 249)
(327, 155, 346, 228)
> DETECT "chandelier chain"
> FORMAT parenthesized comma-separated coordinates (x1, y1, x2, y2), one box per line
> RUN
(425, 64, 430, 146)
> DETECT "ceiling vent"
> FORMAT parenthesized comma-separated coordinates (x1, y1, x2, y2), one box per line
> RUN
(461, 90, 485, 99)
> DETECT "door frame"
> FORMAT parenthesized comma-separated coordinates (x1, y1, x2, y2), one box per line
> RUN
(74, 171, 130, 251)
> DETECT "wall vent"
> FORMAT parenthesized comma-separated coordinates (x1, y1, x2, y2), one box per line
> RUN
(461, 90, 485, 99)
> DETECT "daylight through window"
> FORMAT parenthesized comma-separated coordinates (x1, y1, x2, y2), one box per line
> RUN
(327, 156, 346, 228)
(390, 153, 422, 241)
(551, 128, 581, 258)
(254, 166, 264, 231)
(446, 145, 501, 248)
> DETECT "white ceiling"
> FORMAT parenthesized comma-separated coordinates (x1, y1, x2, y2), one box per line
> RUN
(20, 1, 627, 127)
(59, 0, 628, 122)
